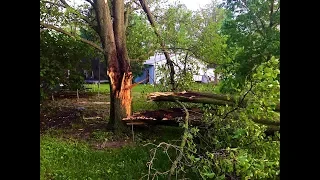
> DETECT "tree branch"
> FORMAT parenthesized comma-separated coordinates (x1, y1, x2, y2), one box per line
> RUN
(40, 22, 103, 53)
(40, 0, 66, 7)
(59, 0, 71, 7)
(239, 0, 266, 36)
(124, 0, 139, 31)
(40, 28, 47, 33)
(124, 10, 129, 31)
(223, 78, 253, 119)
(168, 100, 189, 180)
(59, 0, 98, 32)
(139, 0, 176, 91)
(84, 0, 94, 7)
(269, 0, 275, 28)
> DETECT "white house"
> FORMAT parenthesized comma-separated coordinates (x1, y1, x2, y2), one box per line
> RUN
(134, 53, 218, 84)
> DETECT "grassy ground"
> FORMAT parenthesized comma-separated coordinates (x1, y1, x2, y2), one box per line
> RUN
(41, 83, 214, 179)
(85, 83, 159, 94)
(85, 82, 215, 94)
(40, 126, 183, 180)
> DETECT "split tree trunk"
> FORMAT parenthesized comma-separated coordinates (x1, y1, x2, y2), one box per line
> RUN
(95, 0, 132, 133)
(42, 0, 133, 133)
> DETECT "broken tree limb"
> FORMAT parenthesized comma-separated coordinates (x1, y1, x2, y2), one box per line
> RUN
(168, 100, 189, 180)
(252, 118, 280, 126)
(148, 91, 239, 106)
(138, 0, 176, 91)
(229, 113, 280, 127)
(123, 107, 279, 130)
(265, 125, 280, 136)
(150, 94, 236, 106)
(123, 108, 203, 123)
(148, 91, 280, 112)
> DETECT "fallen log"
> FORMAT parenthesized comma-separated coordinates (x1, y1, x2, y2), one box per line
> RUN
(265, 125, 280, 136)
(123, 108, 279, 131)
(123, 108, 203, 126)
(252, 118, 280, 126)
(230, 113, 280, 127)
(148, 92, 237, 106)
(148, 91, 280, 112)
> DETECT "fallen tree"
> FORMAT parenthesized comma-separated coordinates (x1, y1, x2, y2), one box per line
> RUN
(148, 91, 280, 112)
(123, 107, 279, 135)
(122, 108, 203, 125)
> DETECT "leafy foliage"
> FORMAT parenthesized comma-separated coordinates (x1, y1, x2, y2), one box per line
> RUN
(126, 13, 158, 78)
(219, 0, 280, 93)
(40, 31, 96, 99)
(154, 57, 280, 179)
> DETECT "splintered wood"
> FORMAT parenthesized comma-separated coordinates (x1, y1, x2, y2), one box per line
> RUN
(122, 108, 203, 126)
(123, 91, 280, 126)
(147, 91, 238, 106)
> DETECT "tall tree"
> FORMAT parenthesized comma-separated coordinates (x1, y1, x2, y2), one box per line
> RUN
(193, 1, 227, 84)
(40, 0, 142, 133)
(219, 0, 280, 92)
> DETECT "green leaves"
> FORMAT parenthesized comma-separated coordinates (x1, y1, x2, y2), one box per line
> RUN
(178, 57, 280, 179)
(219, 0, 280, 92)
(40, 31, 96, 99)
(232, 129, 246, 139)
(203, 172, 215, 178)
(126, 13, 158, 77)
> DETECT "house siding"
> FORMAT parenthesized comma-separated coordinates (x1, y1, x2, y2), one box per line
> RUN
(134, 53, 219, 84)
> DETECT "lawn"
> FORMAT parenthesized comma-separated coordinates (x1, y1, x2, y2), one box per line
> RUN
(85, 83, 159, 94)
(85, 82, 215, 94)
(40, 83, 196, 180)
(40, 83, 217, 179)
(40, 127, 183, 180)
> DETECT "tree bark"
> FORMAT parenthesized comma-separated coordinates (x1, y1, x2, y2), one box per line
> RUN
(42, 0, 133, 133)
(148, 92, 237, 106)
(94, 0, 132, 133)
(40, 22, 104, 53)
(148, 91, 280, 112)
(183, 52, 188, 76)
(213, 64, 218, 84)
(148, 91, 238, 105)
(138, 0, 176, 91)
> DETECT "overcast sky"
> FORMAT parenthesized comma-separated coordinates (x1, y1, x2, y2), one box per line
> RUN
(168, 0, 214, 10)
(73, 0, 220, 11)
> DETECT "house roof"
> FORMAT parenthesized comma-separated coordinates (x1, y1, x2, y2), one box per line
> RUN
(144, 53, 170, 65)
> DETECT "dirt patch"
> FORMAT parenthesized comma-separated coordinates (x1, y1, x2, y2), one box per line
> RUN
(40, 93, 111, 142)
(40, 106, 81, 132)
(52, 91, 97, 99)
(94, 140, 132, 150)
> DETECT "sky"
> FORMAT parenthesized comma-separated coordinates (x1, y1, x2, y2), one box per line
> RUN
(73, 0, 220, 11)
(168, 0, 214, 11)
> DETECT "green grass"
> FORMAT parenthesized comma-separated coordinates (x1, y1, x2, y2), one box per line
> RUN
(41, 82, 215, 179)
(85, 83, 161, 112)
(41, 136, 163, 179)
(85, 83, 158, 94)
(85, 82, 216, 94)
(84, 82, 217, 112)
(40, 126, 186, 180)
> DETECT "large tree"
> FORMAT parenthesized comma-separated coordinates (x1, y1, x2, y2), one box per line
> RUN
(40, 0, 146, 133)
(219, 0, 280, 92)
